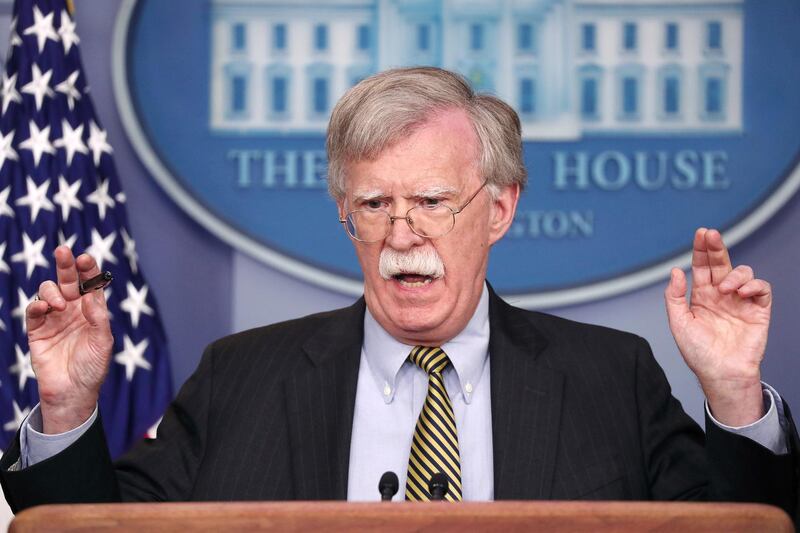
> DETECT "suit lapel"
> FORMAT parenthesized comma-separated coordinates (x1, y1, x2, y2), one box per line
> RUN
(284, 299, 365, 500)
(489, 289, 565, 500)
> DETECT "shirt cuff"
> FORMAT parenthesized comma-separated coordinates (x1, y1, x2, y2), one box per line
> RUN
(705, 382, 788, 455)
(20, 403, 98, 469)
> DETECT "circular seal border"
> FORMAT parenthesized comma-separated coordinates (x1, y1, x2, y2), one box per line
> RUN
(112, 0, 800, 309)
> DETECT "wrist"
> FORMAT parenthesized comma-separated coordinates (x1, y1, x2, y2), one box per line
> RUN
(40, 395, 98, 435)
(704, 379, 764, 427)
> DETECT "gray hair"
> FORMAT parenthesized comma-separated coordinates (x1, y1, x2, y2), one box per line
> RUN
(326, 66, 527, 200)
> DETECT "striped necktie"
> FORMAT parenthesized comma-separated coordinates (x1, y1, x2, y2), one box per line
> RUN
(405, 346, 463, 501)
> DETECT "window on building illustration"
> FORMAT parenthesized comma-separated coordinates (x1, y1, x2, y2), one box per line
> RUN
(231, 75, 247, 113)
(665, 22, 678, 51)
(664, 76, 679, 115)
(623, 22, 637, 51)
(622, 76, 638, 115)
(417, 24, 430, 51)
(313, 77, 328, 113)
(470, 23, 484, 51)
(272, 76, 287, 113)
(705, 77, 722, 114)
(581, 23, 596, 52)
(274, 24, 287, 51)
(357, 24, 370, 51)
(581, 77, 598, 118)
(518, 23, 534, 52)
(707, 21, 722, 50)
(519, 78, 536, 115)
(232, 23, 246, 52)
(314, 24, 328, 51)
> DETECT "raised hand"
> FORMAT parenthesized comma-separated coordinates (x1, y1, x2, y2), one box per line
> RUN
(26, 246, 113, 434)
(664, 228, 771, 427)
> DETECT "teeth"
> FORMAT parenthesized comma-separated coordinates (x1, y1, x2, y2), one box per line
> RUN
(397, 277, 433, 287)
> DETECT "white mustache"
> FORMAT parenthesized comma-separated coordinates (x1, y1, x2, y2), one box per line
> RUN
(379, 248, 445, 280)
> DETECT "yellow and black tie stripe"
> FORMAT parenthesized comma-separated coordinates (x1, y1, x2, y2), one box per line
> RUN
(405, 346, 462, 501)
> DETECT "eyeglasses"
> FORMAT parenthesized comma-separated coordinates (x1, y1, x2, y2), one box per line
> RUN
(339, 180, 487, 243)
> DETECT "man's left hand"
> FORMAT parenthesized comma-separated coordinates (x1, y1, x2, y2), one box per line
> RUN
(665, 228, 771, 427)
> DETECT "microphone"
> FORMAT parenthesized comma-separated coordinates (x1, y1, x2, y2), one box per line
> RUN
(378, 471, 399, 501)
(428, 473, 448, 501)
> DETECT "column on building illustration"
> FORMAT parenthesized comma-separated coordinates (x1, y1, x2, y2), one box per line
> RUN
(378, 0, 442, 67)
(224, 21, 253, 121)
(570, 0, 742, 134)
(699, 19, 728, 121)
(211, 0, 377, 133)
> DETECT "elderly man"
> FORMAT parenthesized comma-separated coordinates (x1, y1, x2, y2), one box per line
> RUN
(1, 68, 797, 516)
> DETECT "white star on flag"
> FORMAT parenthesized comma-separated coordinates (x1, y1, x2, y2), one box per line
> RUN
(0, 299, 6, 331)
(0, 242, 9, 273)
(1, 73, 22, 114)
(87, 121, 113, 166)
(15, 176, 54, 223)
(58, 229, 77, 250)
(0, 130, 18, 171)
(86, 178, 115, 220)
(3, 401, 31, 433)
(114, 335, 151, 381)
(20, 64, 54, 112)
(86, 228, 117, 270)
(9, 345, 36, 391)
(11, 288, 36, 333)
(53, 175, 83, 220)
(120, 282, 154, 328)
(11, 233, 49, 279)
(54, 119, 88, 165)
(115, 192, 126, 203)
(0, 185, 14, 218)
(55, 70, 81, 111)
(58, 10, 80, 53)
(121, 228, 139, 274)
(8, 17, 22, 48)
(18, 120, 55, 166)
(22, 5, 59, 53)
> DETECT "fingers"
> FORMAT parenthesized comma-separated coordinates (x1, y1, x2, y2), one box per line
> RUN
(54, 246, 81, 300)
(26, 298, 53, 334)
(55, 245, 101, 301)
(37, 281, 66, 311)
(705, 229, 732, 286)
(718, 265, 772, 308)
(690, 228, 733, 287)
(718, 265, 754, 294)
(664, 267, 691, 326)
(690, 228, 711, 287)
(737, 279, 772, 308)
(28, 247, 109, 333)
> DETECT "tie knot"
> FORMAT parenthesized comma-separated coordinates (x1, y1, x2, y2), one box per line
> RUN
(409, 346, 450, 375)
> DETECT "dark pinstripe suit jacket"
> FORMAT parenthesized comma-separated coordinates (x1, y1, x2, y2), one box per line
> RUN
(1, 287, 798, 519)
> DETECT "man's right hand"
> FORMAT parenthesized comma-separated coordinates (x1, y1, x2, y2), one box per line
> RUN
(26, 246, 113, 435)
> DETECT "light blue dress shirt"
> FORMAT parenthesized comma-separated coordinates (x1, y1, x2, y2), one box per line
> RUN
(18, 283, 789, 499)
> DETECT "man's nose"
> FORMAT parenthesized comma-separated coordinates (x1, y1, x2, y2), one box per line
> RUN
(385, 213, 425, 250)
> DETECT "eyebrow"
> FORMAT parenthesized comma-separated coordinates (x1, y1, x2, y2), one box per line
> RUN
(413, 185, 458, 198)
(351, 189, 386, 202)
(351, 184, 459, 202)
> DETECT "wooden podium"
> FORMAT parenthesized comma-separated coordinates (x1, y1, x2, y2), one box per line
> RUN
(9, 501, 793, 532)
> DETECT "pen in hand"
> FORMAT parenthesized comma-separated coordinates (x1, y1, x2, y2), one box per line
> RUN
(79, 271, 113, 295)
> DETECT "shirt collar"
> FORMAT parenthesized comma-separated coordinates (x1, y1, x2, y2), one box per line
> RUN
(362, 283, 490, 404)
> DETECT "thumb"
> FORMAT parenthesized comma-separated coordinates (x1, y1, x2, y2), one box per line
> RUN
(664, 267, 691, 327)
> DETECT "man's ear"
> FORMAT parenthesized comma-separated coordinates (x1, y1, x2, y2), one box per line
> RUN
(488, 183, 520, 245)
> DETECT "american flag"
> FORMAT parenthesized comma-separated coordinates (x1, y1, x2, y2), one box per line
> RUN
(0, 0, 172, 458)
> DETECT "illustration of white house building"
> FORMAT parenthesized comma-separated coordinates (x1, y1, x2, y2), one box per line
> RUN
(209, 0, 743, 139)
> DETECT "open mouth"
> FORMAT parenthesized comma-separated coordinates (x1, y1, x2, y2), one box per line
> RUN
(392, 273, 435, 287)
